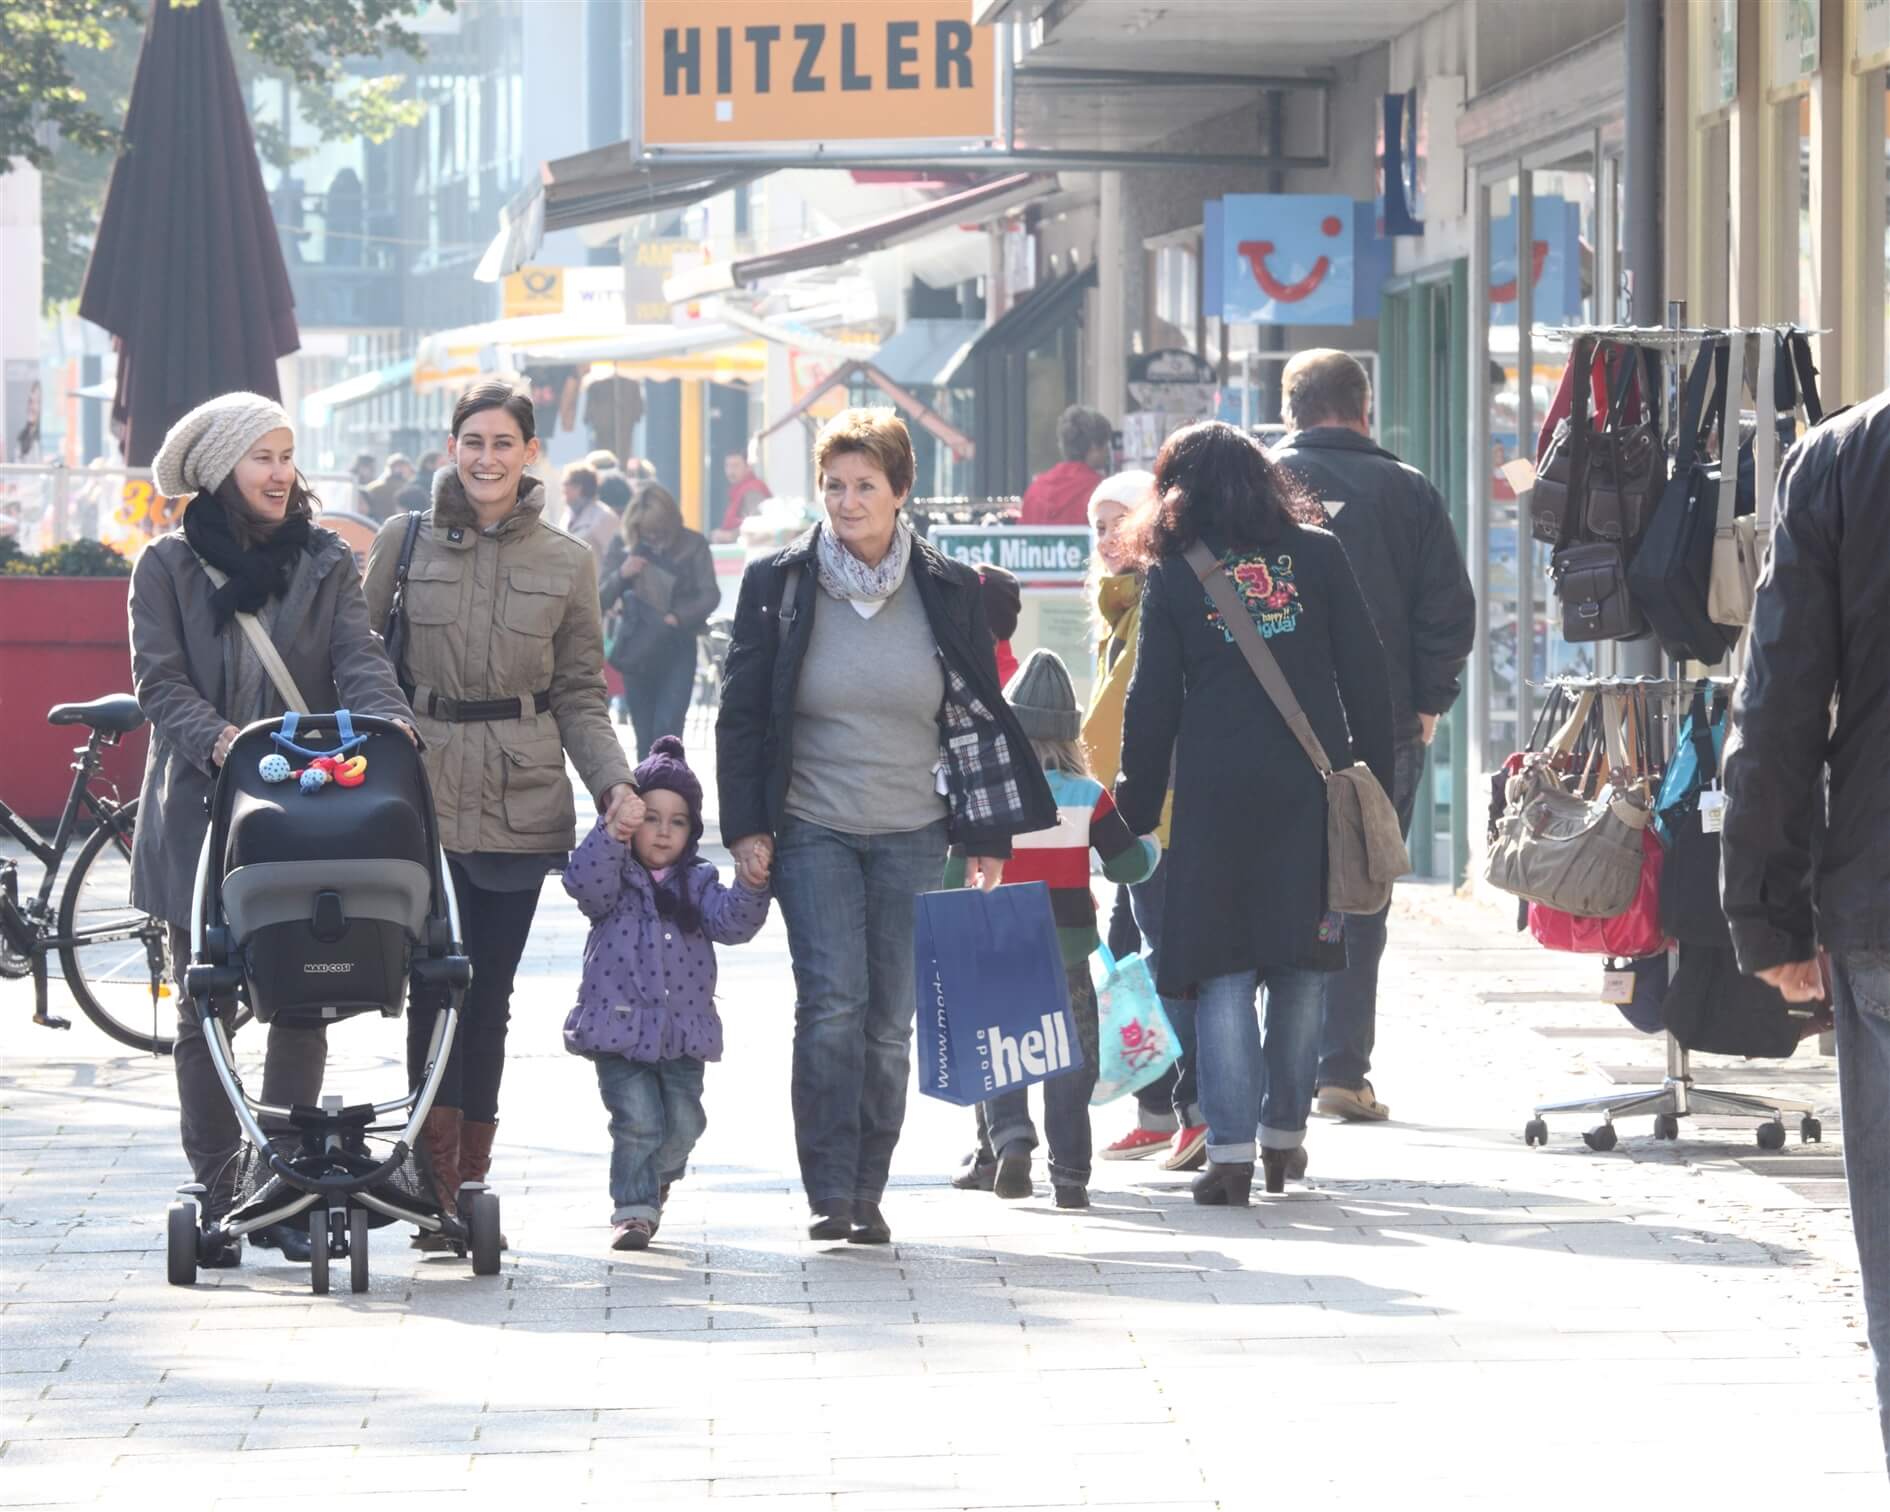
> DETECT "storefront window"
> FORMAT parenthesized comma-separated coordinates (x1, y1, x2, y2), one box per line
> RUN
(1797, 94, 1818, 363)
(1485, 174, 1523, 767)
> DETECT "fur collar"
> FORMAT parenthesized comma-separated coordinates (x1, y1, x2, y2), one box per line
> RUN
(431, 466, 547, 533)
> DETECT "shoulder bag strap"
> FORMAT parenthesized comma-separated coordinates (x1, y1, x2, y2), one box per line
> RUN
(1666, 337, 1717, 479)
(1716, 331, 1747, 534)
(1557, 336, 1597, 550)
(1547, 688, 1597, 758)
(776, 563, 802, 641)
(1182, 541, 1333, 778)
(381, 509, 428, 644)
(1789, 329, 1823, 423)
(194, 558, 312, 716)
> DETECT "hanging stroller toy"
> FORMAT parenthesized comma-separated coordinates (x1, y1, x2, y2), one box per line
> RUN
(165, 710, 490, 1295)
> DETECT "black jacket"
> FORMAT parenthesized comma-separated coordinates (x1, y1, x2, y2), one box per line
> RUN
(715, 528, 1057, 858)
(1721, 391, 1890, 972)
(1270, 427, 1476, 742)
(1117, 525, 1394, 993)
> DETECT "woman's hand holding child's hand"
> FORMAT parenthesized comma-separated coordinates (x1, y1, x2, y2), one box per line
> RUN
(736, 847, 771, 890)
(603, 785, 646, 842)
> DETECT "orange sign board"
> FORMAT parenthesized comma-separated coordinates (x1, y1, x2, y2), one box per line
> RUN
(642, 2, 997, 147)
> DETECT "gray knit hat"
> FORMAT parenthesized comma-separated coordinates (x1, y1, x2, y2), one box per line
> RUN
(151, 392, 293, 497)
(1005, 648, 1080, 742)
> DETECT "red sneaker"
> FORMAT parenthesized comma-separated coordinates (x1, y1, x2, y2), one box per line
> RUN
(1160, 1124, 1210, 1172)
(1100, 1127, 1173, 1161)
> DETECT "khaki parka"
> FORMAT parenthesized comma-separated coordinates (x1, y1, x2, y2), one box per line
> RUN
(362, 469, 634, 855)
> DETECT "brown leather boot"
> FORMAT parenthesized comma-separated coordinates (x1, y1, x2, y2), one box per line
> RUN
(458, 1119, 508, 1250)
(412, 1105, 461, 1252)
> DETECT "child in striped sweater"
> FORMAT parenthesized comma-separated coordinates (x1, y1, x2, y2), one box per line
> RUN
(946, 649, 1159, 1209)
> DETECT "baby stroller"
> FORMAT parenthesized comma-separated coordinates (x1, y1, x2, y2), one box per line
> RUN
(165, 711, 490, 1295)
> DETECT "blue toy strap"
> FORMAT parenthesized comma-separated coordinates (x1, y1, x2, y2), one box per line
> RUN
(335, 709, 356, 746)
(279, 711, 301, 744)
(270, 709, 369, 762)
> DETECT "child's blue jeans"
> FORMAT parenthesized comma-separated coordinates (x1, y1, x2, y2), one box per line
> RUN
(594, 1054, 706, 1224)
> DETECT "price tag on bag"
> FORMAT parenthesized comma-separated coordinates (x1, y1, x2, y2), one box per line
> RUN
(1698, 788, 1726, 834)
(1601, 968, 1637, 1004)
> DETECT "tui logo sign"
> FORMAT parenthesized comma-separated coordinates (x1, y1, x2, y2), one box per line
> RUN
(1215, 195, 1357, 326)
(641, 1, 997, 148)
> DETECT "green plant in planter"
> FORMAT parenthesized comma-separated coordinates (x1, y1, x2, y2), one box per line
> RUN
(2, 539, 132, 578)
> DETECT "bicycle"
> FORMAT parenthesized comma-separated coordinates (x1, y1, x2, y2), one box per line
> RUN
(0, 693, 229, 1054)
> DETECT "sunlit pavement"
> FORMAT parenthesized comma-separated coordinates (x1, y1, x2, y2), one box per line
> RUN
(1, 728, 1880, 1507)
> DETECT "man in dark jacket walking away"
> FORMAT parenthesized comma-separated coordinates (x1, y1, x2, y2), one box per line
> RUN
(1271, 350, 1476, 1123)
(1721, 391, 1890, 1479)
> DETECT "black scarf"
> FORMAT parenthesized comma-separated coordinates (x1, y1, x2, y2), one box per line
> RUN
(183, 491, 311, 627)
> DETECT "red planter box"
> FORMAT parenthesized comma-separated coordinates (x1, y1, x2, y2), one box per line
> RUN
(0, 577, 148, 824)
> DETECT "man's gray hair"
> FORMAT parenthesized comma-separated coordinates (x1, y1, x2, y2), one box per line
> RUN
(1282, 349, 1371, 430)
(1057, 405, 1114, 462)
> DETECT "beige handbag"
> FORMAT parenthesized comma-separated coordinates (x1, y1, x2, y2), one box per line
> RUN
(1708, 333, 1770, 630)
(1184, 542, 1409, 915)
(195, 559, 311, 714)
(1484, 691, 1650, 918)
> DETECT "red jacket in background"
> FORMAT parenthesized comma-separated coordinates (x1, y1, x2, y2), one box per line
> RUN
(994, 640, 1019, 689)
(1019, 460, 1103, 526)
(720, 474, 773, 533)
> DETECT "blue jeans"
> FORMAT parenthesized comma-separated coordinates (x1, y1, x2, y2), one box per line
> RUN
(624, 639, 698, 761)
(1318, 738, 1426, 1090)
(980, 965, 1100, 1188)
(1126, 855, 1201, 1130)
(1832, 950, 1890, 1479)
(1196, 966, 1328, 1163)
(774, 815, 949, 1212)
(594, 1055, 707, 1224)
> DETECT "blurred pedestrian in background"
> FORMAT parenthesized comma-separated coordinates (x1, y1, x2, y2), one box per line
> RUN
(1022, 405, 1115, 526)
(716, 451, 773, 541)
(559, 462, 622, 563)
(360, 453, 414, 523)
(600, 482, 718, 759)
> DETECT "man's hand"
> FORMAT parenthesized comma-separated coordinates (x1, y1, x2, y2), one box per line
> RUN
(211, 725, 240, 767)
(1757, 956, 1828, 1004)
(963, 856, 1006, 892)
(731, 833, 774, 880)
(736, 846, 772, 890)
(1419, 712, 1439, 747)
(602, 784, 646, 842)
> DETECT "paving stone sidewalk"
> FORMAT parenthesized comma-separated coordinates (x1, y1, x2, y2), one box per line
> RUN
(1, 748, 1880, 1508)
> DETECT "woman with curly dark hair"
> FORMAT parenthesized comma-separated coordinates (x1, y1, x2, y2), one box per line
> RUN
(1115, 421, 1392, 1204)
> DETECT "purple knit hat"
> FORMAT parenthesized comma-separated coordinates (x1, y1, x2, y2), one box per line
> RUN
(632, 735, 704, 854)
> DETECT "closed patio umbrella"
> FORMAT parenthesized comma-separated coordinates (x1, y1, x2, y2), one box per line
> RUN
(79, 0, 298, 467)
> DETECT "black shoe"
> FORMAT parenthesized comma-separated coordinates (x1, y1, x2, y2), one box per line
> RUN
(200, 1229, 242, 1269)
(250, 1220, 314, 1263)
(807, 1203, 854, 1241)
(1053, 1184, 1089, 1210)
(993, 1144, 1034, 1201)
(1261, 1148, 1308, 1194)
(951, 1159, 996, 1192)
(848, 1201, 892, 1245)
(1190, 1161, 1254, 1207)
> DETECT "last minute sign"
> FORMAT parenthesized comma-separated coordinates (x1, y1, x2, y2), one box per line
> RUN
(641, 1, 998, 148)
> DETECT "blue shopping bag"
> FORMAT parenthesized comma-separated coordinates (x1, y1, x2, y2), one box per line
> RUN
(914, 881, 1079, 1106)
(1088, 945, 1181, 1105)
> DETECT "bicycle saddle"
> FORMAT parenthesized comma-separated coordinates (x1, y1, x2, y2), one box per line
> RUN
(47, 694, 145, 734)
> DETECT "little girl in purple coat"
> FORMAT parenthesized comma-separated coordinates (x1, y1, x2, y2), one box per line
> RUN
(563, 736, 771, 1250)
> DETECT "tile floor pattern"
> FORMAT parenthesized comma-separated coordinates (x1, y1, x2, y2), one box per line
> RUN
(1, 758, 1880, 1507)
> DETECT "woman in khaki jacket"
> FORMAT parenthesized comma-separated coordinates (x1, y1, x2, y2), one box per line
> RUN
(364, 380, 642, 1241)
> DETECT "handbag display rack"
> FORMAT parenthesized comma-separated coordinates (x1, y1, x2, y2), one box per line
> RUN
(1515, 674, 1818, 1154)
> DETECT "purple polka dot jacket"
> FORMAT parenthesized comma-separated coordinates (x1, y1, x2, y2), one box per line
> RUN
(561, 819, 771, 1063)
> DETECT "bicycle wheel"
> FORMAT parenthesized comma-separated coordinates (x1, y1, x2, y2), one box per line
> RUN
(56, 800, 176, 1053)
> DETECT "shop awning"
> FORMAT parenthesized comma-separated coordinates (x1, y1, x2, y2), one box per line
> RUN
(663, 174, 1052, 303)
(301, 359, 416, 424)
(946, 262, 1097, 384)
(756, 359, 973, 462)
(870, 319, 983, 388)
(476, 145, 760, 281)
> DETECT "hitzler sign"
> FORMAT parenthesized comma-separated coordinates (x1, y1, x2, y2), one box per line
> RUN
(641, 1, 999, 148)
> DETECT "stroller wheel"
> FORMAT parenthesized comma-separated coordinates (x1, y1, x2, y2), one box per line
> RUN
(166, 1201, 198, 1287)
(469, 1191, 502, 1277)
(350, 1209, 370, 1294)
(308, 1210, 330, 1296)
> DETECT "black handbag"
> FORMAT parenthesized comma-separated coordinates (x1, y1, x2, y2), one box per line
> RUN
(1661, 942, 1803, 1059)
(1629, 340, 1733, 664)
(1552, 540, 1643, 643)
(1656, 687, 1732, 946)
(1534, 342, 1663, 549)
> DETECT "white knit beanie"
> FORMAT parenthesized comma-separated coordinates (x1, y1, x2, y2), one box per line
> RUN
(151, 393, 293, 498)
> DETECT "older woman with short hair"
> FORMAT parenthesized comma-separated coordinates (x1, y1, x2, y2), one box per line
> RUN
(718, 408, 1054, 1244)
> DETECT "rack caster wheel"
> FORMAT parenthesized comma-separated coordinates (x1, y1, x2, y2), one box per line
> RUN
(1801, 1117, 1823, 1145)
(1524, 1119, 1548, 1147)
(1653, 1114, 1679, 1141)
(1756, 1120, 1787, 1152)
(166, 1200, 198, 1287)
(1582, 1124, 1618, 1153)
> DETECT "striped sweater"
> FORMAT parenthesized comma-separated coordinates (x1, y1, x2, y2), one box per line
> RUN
(945, 768, 1160, 966)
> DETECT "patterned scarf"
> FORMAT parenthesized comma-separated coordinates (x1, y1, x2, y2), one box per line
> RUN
(813, 518, 914, 609)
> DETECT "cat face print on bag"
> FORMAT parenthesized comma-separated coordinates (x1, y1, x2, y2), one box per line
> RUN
(1204, 550, 1302, 642)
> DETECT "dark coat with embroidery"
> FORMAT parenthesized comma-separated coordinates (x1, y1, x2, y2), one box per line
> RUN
(1116, 524, 1394, 994)
(715, 527, 1056, 858)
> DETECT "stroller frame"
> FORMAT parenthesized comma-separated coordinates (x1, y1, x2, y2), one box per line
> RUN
(166, 713, 486, 1294)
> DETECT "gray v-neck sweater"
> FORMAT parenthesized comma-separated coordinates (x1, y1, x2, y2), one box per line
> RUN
(784, 573, 947, 835)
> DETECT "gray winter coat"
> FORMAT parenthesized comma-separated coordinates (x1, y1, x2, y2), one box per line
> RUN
(128, 527, 411, 927)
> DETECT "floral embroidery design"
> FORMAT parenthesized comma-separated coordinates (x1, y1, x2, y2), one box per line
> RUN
(1204, 550, 1302, 642)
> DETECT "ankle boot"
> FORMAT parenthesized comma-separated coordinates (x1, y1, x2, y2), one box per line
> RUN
(412, 1106, 461, 1252)
(457, 1119, 508, 1251)
(1260, 1147, 1309, 1194)
(1190, 1160, 1254, 1207)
